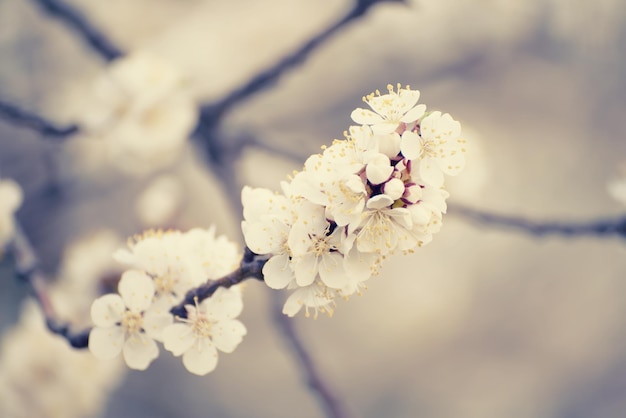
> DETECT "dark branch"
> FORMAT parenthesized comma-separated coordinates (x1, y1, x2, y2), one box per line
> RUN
(170, 249, 268, 318)
(199, 0, 404, 122)
(0, 100, 79, 138)
(272, 293, 352, 418)
(449, 204, 626, 239)
(31, 0, 123, 61)
(9, 223, 91, 348)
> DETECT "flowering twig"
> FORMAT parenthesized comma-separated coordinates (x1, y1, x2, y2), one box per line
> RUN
(199, 0, 406, 121)
(0, 100, 79, 138)
(31, 0, 123, 61)
(272, 292, 352, 418)
(9, 223, 90, 348)
(449, 204, 626, 239)
(169, 249, 268, 318)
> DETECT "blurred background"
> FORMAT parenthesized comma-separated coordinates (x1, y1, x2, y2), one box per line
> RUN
(1, 0, 626, 417)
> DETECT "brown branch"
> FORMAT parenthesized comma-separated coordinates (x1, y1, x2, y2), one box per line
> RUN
(199, 0, 407, 122)
(0, 100, 79, 138)
(170, 249, 268, 318)
(9, 223, 90, 348)
(449, 204, 626, 239)
(272, 292, 353, 418)
(31, 0, 123, 61)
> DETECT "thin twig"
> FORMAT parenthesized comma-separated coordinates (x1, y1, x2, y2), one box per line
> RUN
(449, 204, 626, 239)
(199, 0, 405, 121)
(9, 223, 90, 348)
(31, 0, 123, 61)
(170, 249, 268, 318)
(272, 292, 352, 418)
(0, 100, 79, 138)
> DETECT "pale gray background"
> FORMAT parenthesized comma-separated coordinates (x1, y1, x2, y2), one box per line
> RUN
(1, 0, 626, 417)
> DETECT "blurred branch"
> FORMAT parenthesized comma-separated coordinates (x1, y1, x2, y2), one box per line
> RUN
(449, 204, 626, 239)
(170, 249, 267, 318)
(239, 135, 308, 164)
(31, 0, 123, 61)
(272, 292, 352, 418)
(199, 0, 406, 122)
(9, 223, 90, 348)
(0, 100, 79, 138)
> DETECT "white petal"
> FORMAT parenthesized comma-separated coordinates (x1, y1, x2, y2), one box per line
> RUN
(182, 341, 218, 376)
(263, 254, 294, 289)
(294, 254, 318, 287)
(89, 326, 124, 359)
(344, 246, 377, 282)
(418, 158, 445, 187)
(123, 333, 159, 370)
(282, 294, 304, 317)
(163, 323, 195, 356)
(371, 122, 399, 135)
(383, 178, 405, 201)
(400, 131, 422, 160)
(401, 104, 426, 123)
(350, 108, 384, 125)
(118, 270, 155, 313)
(91, 294, 125, 327)
(366, 194, 394, 210)
(365, 154, 393, 185)
(112, 248, 136, 265)
(142, 311, 173, 341)
(203, 287, 244, 320)
(438, 150, 466, 176)
(211, 319, 247, 353)
(318, 253, 347, 289)
(0, 179, 23, 211)
(376, 132, 401, 158)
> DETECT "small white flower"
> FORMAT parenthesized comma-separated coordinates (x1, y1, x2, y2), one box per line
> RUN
(89, 270, 172, 370)
(287, 205, 348, 289)
(114, 230, 200, 311)
(163, 287, 246, 376)
(77, 52, 197, 175)
(135, 175, 183, 227)
(356, 195, 416, 255)
(282, 280, 337, 318)
(401, 111, 466, 186)
(241, 186, 295, 289)
(351, 84, 426, 134)
(0, 178, 23, 250)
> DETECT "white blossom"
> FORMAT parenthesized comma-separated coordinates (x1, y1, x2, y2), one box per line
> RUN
(241, 186, 295, 289)
(0, 178, 23, 251)
(114, 230, 199, 311)
(89, 270, 172, 370)
(401, 111, 466, 186)
(163, 287, 246, 376)
(76, 52, 197, 175)
(135, 175, 184, 227)
(0, 302, 124, 418)
(351, 84, 426, 134)
(241, 84, 465, 316)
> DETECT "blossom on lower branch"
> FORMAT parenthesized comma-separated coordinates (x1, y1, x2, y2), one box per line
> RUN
(89, 227, 247, 375)
(242, 84, 465, 318)
(163, 287, 246, 376)
(89, 270, 172, 370)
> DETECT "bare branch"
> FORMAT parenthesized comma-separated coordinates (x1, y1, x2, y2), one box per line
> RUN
(9, 223, 90, 348)
(272, 292, 353, 418)
(31, 0, 123, 61)
(169, 249, 268, 318)
(449, 204, 626, 239)
(0, 100, 79, 138)
(199, 0, 405, 121)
